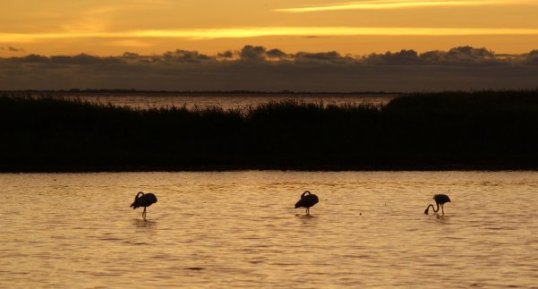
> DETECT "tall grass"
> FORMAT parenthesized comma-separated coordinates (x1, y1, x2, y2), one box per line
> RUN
(1, 90, 537, 171)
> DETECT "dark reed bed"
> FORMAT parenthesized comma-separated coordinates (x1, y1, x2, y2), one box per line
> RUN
(1, 90, 538, 171)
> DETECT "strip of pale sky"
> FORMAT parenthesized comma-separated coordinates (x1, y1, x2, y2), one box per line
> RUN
(3, 27, 538, 42)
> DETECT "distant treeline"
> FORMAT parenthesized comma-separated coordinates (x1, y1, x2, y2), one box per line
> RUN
(1, 90, 538, 171)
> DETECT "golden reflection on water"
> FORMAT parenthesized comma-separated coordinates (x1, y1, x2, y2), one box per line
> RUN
(0, 171, 537, 288)
(59, 94, 395, 110)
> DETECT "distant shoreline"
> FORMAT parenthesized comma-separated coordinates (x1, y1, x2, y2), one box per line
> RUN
(2, 163, 538, 173)
(2, 90, 537, 172)
(0, 89, 400, 97)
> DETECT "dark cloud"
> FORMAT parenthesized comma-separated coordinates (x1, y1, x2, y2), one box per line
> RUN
(1, 45, 537, 91)
(362, 46, 501, 65)
(524, 50, 538, 65)
(419, 50, 445, 64)
(446, 46, 495, 62)
(49, 54, 120, 65)
(266, 48, 288, 59)
(237, 46, 292, 61)
(239, 45, 266, 61)
(161, 50, 213, 63)
(8, 54, 50, 63)
(217, 50, 234, 59)
(421, 46, 499, 65)
(122, 52, 140, 58)
(364, 49, 421, 65)
(293, 51, 354, 64)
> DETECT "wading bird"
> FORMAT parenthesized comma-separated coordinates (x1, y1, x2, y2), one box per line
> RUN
(295, 191, 319, 215)
(424, 194, 451, 215)
(131, 191, 158, 221)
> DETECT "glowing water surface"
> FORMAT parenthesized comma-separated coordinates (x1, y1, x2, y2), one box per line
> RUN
(1, 171, 537, 288)
(60, 93, 395, 110)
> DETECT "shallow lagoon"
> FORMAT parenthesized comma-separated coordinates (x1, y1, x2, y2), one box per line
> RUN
(1, 171, 537, 288)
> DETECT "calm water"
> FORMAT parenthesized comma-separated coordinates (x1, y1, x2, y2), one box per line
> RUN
(1, 171, 537, 289)
(59, 94, 396, 110)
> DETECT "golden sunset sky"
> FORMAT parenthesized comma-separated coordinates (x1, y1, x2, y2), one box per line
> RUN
(1, 0, 538, 56)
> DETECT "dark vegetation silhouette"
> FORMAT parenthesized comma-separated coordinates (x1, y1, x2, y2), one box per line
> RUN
(295, 191, 319, 215)
(1, 90, 538, 171)
(130, 191, 158, 221)
(424, 194, 451, 215)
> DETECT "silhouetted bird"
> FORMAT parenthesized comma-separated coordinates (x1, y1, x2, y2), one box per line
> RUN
(131, 191, 158, 221)
(424, 194, 451, 215)
(295, 191, 319, 215)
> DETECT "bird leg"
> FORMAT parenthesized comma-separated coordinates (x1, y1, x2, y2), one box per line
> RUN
(306, 208, 310, 215)
(142, 207, 147, 221)
(441, 204, 445, 215)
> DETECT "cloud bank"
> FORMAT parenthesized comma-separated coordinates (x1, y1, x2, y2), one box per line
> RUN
(1, 46, 537, 91)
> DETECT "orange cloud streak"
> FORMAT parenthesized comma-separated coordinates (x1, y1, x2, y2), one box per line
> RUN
(275, 0, 530, 13)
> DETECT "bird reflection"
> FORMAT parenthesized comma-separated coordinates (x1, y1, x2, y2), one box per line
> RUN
(130, 191, 158, 221)
(424, 194, 451, 215)
(133, 218, 158, 228)
(295, 191, 319, 215)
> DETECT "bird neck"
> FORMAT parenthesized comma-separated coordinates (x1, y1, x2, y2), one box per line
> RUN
(433, 202, 440, 212)
(424, 203, 440, 214)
